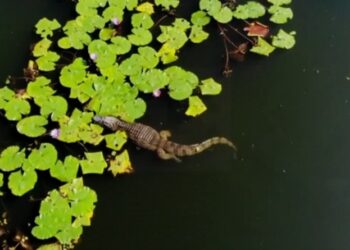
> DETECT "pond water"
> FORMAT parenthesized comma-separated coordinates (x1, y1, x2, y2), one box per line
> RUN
(1, 0, 350, 249)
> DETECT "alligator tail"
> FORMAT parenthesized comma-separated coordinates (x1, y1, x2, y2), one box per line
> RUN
(166, 137, 237, 157)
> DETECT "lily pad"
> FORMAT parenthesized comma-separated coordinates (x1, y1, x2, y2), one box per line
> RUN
(272, 29, 296, 49)
(16, 115, 48, 138)
(191, 10, 211, 26)
(232, 1, 266, 19)
(4, 98, 31, 121)
(0, 146, 26, 172)
(185, 96, 207, 117)
(80, 152, 107, 174)
(108, 150, 133, 177)
(35, 18, 61, 38)
(136, 2, 155, 15)
(268, 5, 293, 24)
(189, 25, 209, 43)
(104, 131, 128, 151)
(27, 143, 57, 171)
(8, 168, 38, 196)
(250, 37, 276, 56)
(33, 38, 52, 57)
(154, 0, 179, 10)
(36, 51, 60, 71)
(38, 95, 68, 121)
(50, 156, 80, 182)
(267, 0, 292, 5)
(199, 78, 222, 95)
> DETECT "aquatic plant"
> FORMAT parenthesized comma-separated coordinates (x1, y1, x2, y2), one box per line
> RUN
(0, 0, 295, 248)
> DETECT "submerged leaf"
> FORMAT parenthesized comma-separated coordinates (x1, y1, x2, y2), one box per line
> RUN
(185, 96, 207, 117)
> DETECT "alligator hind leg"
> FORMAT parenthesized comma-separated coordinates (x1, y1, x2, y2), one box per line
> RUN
(157, 148, 181, 162)
(160, 130, 172, 140)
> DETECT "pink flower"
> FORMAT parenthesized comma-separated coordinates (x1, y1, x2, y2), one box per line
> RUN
(90, 53, 98, 61)
(111, 17, 120, 26)
(49, 129, 60, 139)
(153, 89, 161, 98)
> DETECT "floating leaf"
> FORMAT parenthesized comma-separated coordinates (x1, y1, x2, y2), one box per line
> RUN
(99, 28, 115, 40)
(185, 96, 207, 117)
(130, 69, 169, 93)
(111, 36, 132, 55)
(32, 189, 73, 242)
(60, 58, 87, 88)
(189, 25, 209, 43)
(16, 115, 48, 138)
(157, 43, 178, 64)
(33, 38, 52, 57)
(191, 10, 211, 26)
(27, 143, 57, 171)
(35, 18, 61, 38)
(213, 6, 233, 23)
(267, 0, 292, 5)
(199, 78, 222, 95)
(8, 168, 38, 196)
(27, 76, 55, 100)
(138, 46, 159, 69)
(50, 156, 80, 182)
(154, 0, 179, 10)
(38, 95, 68, 121)
(37, 243, 63, 250)
(128, 28, 153, 46)
(80, 152, 107, 174)
(268, 6, 293, 24)
(158, 24, 188, 49)
(119, 54, 142, 76)
(136, 2, 154, 15)
(108, 150, 133, 176)
(232, 1, 266, 19)
(104, 131, 128, 151)
(36, 51, 60, 71)
(0, 146, 25, 172)
(165, 66, 199, 101)
(250, 37, 275, 56)
(4, 98, 31, 121)
(272, 29, 296, 49)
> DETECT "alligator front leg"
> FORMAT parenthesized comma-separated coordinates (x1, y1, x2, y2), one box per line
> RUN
(157, 148, 181, 162)
(160, 130, 172, 140)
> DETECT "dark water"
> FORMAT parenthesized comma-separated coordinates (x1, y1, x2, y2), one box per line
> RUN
(1, 0, 350, 250)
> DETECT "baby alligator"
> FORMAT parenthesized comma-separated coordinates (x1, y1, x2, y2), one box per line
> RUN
(93, 116, 237, 162)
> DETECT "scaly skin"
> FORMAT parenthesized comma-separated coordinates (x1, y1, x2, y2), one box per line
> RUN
(93, 116, 237, 161)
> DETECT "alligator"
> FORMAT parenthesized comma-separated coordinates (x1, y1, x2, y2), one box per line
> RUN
(93, 116, 237, 162)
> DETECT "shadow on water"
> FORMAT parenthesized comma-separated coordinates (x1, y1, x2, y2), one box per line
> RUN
(1, 0, 350, 249)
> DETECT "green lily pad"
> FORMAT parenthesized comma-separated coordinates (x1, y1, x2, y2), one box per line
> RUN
(154, 0, 179, 10)
(36, 51, 60, 71)
(80, 152, 107, 174)
(185, 96, 207, 117)
(267, 0, 292, 5)
(212, 6, 233, 23)
(268, 5, 293, 24)
(250, 37, 276, 56)
(157, 43, 178, 64)
(38, 95, 68, 121)
(50, 156, 80, 183)
(189, 25, 209, 43)
(16, 115, 48, 138)
(33, 38, 52, 57)
(119, 54, 142, 76)
(27, 76, 55, 100)
(110, 36, 132, 55)
(35, 18, 61, 38)
(36, 243, 63, 250)
(4, 98, 31, 121)
(232, 1, 266, 19)
(199, 78, 222, 95)
(272, 29, 296, 49)
(128, 28, 153, 46)
(60, 58, 87, 88)
(191, 10, 211, 26)
(8, 168, 38, 196)
(0, 146, 26, 172)
(157, 25, 188, 49)
(131, 13, 154, 29)
(104, 131, 128, 151)
(27, 143, 57, 171)
(138, 46, 159, 69)
(108, 150, 133, 177)
(130, 69, 169, 93)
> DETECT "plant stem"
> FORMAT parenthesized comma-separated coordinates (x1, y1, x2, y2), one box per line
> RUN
(227, 24, 256, 45)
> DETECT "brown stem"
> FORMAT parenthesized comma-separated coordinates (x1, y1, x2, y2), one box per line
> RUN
(227, 24, 256, 45)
